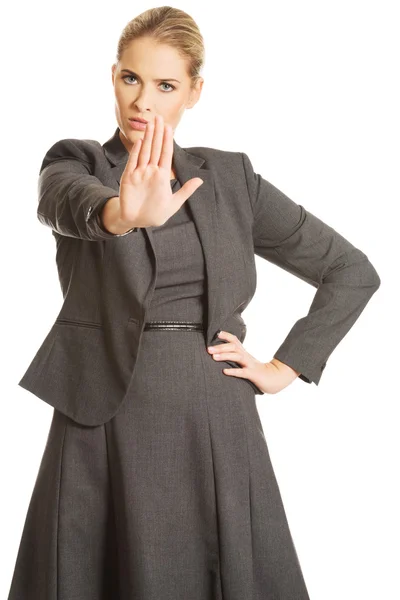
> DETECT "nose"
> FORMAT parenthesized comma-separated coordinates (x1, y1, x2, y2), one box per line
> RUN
(132, 92, 153, 116)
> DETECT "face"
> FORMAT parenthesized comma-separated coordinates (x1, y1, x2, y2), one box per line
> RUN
(111, 36, 203, 154)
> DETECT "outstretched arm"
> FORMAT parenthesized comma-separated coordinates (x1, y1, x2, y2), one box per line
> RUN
(37, 138, 139, 241)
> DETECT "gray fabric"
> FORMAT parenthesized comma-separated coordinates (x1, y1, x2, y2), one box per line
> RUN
(9, 182, 311, 598)
(8, 329, 310, 599)
(9, 127, 381, 598)
(144, 177, 206, 323)
(18, 126, 381, 426)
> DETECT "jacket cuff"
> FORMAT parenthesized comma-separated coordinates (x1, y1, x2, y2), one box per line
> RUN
(272, 350, 327, 386)
(85, 195, 140, 238)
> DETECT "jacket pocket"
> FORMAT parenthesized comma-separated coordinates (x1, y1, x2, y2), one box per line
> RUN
(55, 318, 103, 330)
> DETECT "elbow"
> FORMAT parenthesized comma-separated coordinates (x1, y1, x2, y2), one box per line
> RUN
(346, 248, 381, 292)
(326, 250, 381, 290)
(364, 258, 381, 291)
(37, 207, 51, 229)
(370, 267, 381, 291)
(358, 258, 381, 303)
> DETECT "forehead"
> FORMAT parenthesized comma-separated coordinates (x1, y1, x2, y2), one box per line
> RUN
(120, 37, 187, 75)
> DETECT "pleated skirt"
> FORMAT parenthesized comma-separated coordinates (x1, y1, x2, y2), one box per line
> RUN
(7, 328, 310, 599)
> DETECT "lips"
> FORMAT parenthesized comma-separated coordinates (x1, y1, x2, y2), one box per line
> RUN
(128, 119, 147, 131)
(129, 117, 148, 124)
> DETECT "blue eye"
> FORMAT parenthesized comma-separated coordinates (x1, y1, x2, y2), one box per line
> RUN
(122, 75, 175, 92)
(160, 82, 175, 92)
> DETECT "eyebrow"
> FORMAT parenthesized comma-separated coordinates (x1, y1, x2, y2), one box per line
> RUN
(120, 69, 181, 83)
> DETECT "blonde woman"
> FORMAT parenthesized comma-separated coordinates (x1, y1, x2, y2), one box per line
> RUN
(8, 6, 380, 599)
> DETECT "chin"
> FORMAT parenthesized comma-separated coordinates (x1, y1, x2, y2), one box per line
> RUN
(127, 128, 145, 138)
(121, 127, 138, 139)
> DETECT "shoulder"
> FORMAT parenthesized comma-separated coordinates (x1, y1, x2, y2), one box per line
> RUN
(39, 137, 104, 173)
(184, 144, 242, 164)
(183, 144, 255, 192)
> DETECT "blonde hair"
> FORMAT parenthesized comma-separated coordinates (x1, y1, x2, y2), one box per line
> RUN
(115, 6, 205, 89)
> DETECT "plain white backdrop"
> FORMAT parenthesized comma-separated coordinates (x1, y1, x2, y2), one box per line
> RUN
(1, 1, 397, 598)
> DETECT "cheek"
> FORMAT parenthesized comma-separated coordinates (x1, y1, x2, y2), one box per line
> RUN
(165, 101, 186, 120)
(114, 84, 130, 106)
(113, 93, 123, 111)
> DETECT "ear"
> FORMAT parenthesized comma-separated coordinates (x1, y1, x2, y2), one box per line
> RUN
(187, 78, 204, 109)
(111, 63, 117, 85)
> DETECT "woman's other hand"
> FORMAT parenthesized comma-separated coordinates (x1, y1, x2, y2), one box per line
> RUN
(207, 330, 301, 394)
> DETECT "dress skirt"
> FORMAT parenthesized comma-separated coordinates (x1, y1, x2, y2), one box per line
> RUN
(8, 178, 310, 599)
(8, 327, 310, 600)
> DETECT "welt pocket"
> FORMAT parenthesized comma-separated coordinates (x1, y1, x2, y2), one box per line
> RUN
(55, 318, 103, 330)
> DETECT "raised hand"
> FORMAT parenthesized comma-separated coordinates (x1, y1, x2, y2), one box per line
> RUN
(118, 114, 204, 229)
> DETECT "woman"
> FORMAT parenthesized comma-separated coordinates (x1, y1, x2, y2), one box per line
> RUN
(8, 6, 381, 599)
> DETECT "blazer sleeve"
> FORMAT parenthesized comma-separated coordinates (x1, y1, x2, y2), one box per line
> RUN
(241, 152, 381, 385)
(37, 138, 139, 241)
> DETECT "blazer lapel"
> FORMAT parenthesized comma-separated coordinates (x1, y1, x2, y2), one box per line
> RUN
(102, 127, 221, 345)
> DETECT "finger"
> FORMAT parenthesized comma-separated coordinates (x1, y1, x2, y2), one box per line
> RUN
(222, 367, 248, 377)
(216, 330, 236, 342)
(158, 122, 174, 172)
(207, 342, 236, 353)
(171, 178, 204, 211)
(149, 114, 164, 167)
(137, 118, 155, 168)
(212, 352, 244, 362)
(125, 138, 142, 173)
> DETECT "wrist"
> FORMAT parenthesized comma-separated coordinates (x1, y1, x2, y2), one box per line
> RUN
(270, 358, 301, 378)
(101, 197, 137, 235)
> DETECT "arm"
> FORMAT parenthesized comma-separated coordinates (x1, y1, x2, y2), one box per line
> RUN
(241, 152, 381, 385)
(37, 138, 139, 241)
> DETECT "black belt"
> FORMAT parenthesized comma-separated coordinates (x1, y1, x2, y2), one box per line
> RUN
(143, 320, 264, 395)
(144, 320, 205, 332)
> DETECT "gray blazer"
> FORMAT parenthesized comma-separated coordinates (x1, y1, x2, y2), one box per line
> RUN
(18, 126, 381, 425)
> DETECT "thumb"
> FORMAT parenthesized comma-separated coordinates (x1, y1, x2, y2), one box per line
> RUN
(173, 177, 204, 203)
(185, 177, 204, 193)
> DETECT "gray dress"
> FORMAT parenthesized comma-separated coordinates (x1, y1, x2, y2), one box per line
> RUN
(7, 178, 310, 599)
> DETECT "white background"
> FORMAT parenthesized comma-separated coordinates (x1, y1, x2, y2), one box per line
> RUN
(1, 1, 398, 598)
